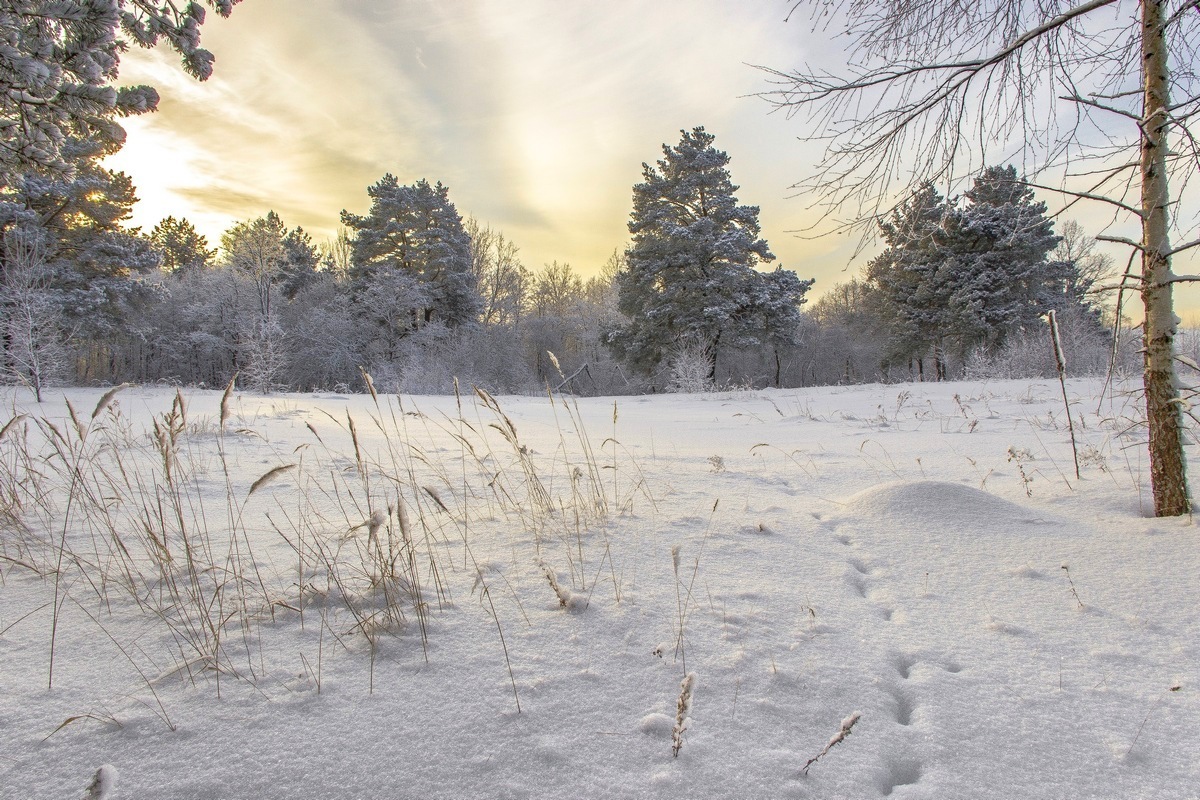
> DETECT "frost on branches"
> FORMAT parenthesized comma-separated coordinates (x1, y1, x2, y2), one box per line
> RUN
(342, 176, 482, 335)
(865, 166, 1084, 377)
(609, 127, 812, 385)
(0, 1, 241, 181)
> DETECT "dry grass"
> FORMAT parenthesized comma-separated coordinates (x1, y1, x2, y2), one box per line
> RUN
(0, 379, 649, 717)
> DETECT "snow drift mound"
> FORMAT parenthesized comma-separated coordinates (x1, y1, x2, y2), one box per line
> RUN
(843, 480, 1053, 533)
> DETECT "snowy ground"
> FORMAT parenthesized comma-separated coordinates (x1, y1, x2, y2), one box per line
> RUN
(1, 378, 1197, 799)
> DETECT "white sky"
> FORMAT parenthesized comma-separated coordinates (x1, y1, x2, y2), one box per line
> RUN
(103, 0, 1200, 318)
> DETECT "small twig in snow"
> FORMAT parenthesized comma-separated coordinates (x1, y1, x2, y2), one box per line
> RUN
(1061, 562, 1085, 609)
(802, 712, 861, 775)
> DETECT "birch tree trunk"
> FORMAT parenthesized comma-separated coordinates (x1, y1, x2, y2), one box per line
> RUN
(1140, 0, 1190, 516)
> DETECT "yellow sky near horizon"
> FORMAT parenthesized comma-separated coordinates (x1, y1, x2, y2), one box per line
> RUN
(105, 1, 852, 274)
(102, 0, 1200, 321)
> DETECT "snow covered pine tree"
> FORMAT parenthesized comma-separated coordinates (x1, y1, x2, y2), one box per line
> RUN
(609, 127, 811, 385)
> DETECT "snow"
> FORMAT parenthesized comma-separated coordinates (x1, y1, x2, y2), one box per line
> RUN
(1, 378, 1196, 798)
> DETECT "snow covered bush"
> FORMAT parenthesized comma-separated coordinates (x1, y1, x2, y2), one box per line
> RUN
(666, 340, 716, 393)
(0, 232, 69, 401)
(239, 312, 289, 394)
(375, 324, 537, 395)
(963, 316, 1114, 380)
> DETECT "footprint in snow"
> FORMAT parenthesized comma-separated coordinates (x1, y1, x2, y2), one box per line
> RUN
(847, 557, 872, 575)
(879, 759, 924, 796)
(886, 686, 917, 727)
(891, 653, 917, 680)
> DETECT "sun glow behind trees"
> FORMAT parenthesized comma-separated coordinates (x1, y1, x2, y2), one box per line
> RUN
(95, 3, 1199, 319)
(100, 1, 851, 294)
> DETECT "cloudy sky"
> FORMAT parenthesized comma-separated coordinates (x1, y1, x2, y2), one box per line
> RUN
(106, 1, 851, 280)
(104, 0, 1198, 316)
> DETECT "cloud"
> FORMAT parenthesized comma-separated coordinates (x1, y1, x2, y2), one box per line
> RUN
(106, 0, 860, 290)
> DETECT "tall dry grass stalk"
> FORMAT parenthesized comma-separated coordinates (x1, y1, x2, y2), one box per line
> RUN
(672, 672, 697, 758)
(0, 379, 649, 714)
(672, 499, 719, 673)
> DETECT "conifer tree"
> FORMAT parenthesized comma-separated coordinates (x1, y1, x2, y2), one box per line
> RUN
(342, 176, 481, 329)
(280, 226, 320, 299)
(866, 169, 1071, 375)
(0, 138, 158, 366)
(940, 166, 1065, 357)
(0, 1, 240, 182)
(863, 183, 952, 376)
(150, 216, 214, 274)
(610, 127, 810, 381)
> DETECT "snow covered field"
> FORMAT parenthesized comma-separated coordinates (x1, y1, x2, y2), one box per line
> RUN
(1, 379, 1197, 799)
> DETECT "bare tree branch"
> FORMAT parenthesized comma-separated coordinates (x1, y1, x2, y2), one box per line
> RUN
(1021, 178, 1145, 217)
(1097, 234, 1145, 251)
(1167, 237, 1200, 256)
(1063, 94, 1142, 121)
(762, 0, 1198, 515)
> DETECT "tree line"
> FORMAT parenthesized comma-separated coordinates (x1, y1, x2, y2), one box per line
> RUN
(808, 168, 1114, 385)
(0, 1, 1191, 516)
(2, 126, 1113, 398)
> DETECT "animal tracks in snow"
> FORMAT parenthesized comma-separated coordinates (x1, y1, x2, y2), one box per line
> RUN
(818, 513, 972, 797)
(886, 685, 917, 727)
(835, 541, 903, 624)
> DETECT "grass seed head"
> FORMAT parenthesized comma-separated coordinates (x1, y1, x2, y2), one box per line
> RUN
(91, 384, 129, 420)
(220, 374, 237, 428)
(248, 464, 296, 497)
(0, 414, 28, 440)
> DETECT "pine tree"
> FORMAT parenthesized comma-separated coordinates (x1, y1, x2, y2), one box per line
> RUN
(280, 226, 320, 299)
(610, 127, 810, 381)
(939, 165, 1064, 357)
(0, 1, 240, 182)
(866, 169, 1068, 375)
(150, 216, 215, 274)
(0, 138, 158, 381)
(753, 267, 813, 387)
(863, 183, 952, 377)
(342, 176, 481, 329)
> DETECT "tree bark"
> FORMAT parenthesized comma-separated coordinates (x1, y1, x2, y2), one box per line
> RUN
(708, 330, 721, 383)
(1140, 0, 1190, 516)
